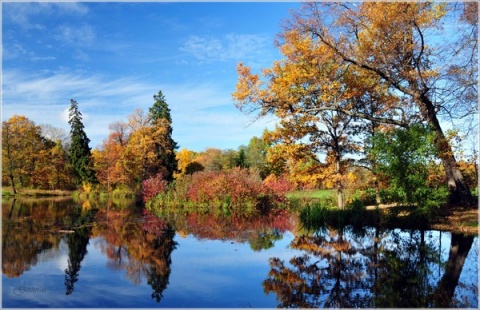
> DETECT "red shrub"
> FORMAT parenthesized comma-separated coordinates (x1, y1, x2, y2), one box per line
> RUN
(142, 173, 167, 202)
(263, 174, 295, 196)
(186, 168, 265, 208)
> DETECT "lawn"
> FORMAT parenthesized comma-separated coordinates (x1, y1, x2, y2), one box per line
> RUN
(286, 189, 335, 200)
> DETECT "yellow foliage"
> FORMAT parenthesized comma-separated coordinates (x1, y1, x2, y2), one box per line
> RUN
(82, 182, 92, 193)
(347, 172, 356, 183)
(175, 148, 198, 178)
(82, 200, 92, 211)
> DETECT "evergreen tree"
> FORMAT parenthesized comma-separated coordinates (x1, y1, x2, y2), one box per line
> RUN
(235, 148, 248, 169)
(148, 90, 179, 182)
(68, 99, 97, 184)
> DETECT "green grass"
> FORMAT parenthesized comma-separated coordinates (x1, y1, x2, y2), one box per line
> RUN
(1, 187, 73, 197)
(286, 189, 335, 199)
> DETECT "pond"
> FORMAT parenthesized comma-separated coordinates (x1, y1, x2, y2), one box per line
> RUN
(2, 198, 478, 308)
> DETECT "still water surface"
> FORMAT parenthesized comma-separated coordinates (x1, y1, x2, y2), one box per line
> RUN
(2, 198, 478, 308)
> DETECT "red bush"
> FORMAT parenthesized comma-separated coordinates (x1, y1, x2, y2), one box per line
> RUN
(263, 174, 295, 195)
(186, 168, 265, 208)
(142, 173, 167, 202)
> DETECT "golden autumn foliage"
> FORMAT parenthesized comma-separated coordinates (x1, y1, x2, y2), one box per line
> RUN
(174, 148, 198, 178)
(234, 2, 476, 205)
(2, 115, 74, 192)
(92, 104, 178, 191)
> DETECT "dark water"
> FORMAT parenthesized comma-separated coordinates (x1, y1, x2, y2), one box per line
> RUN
(1, 198, 478, 308)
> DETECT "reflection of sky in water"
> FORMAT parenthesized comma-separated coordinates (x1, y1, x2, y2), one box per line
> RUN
(2, 231, 478, 308)
(164, 231, 302, 307)
(2, 232, 303, 308)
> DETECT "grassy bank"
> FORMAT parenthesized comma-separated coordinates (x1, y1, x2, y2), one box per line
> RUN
(286, 189, 335, 200)
(298, 200, 478, 236)
(1, 185, 138, 200)
(1, 187, 73, 197)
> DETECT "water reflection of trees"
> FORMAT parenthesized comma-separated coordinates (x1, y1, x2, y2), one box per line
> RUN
(433, 233, 475, 307)
(264, 227, 372, 308)
(64, 226, 91, 295)
(3, 198, 476, 307)
(63, 203, 97, 295)
(2, 198, 73, 277)
(159, 208, 296, 251)
(2, 198, 177, 303)
(264, 225, 476, 308)
(92, 206, 176, 302)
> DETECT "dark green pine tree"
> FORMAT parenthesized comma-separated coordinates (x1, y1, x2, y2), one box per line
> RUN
(149, 90, 179, 182)
(68, 99, 97, 184)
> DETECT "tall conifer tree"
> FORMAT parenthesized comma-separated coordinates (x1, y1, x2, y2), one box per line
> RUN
(149, 90, 178, 182)
(68, 99, 97, 184)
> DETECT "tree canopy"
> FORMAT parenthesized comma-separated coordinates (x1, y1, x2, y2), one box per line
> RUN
(233, 2, 477, 206)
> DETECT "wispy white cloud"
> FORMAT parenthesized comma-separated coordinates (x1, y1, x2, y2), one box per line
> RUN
(2, 42, 30, 60)
(4, 2, 95, 63)
(31, 56, 57, 61)
(55, 24, 96, 46)
(181, 33, 270, 63)
(3, 70, 152, 105)
(3, 70, 155, 147)
(4, 2, 90, 30)
(3, 70, 275, 151)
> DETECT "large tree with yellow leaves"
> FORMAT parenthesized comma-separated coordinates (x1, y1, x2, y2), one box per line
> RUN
(233, 2, 477, 206)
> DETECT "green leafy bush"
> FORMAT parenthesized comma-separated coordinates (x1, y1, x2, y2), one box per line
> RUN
(371, 124, 448, 210)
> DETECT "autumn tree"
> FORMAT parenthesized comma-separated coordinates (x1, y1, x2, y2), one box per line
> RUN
(68, 99, 97, 185)
(48, 140, 74, 189)
(2, 115, 47, 193)
(93, 94, 178, 190)
(149, 90, 179, 182)
(122, 108, 158, 187)
(93, 136, 127, 191)
(234, 29, 361, 208)
(196, 148, 224, 172)
(285, 3, 475, 205)
(234, 2, 477, 206)
(264, 141, 321, 189)
(174, 148, 197, 178)
(92, 120, 131, 190)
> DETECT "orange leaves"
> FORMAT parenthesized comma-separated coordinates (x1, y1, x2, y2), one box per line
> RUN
(2, 115, 73, 191)
(232, 63, 264, 111)
(92, 137, 128, 188)
(93, 99, 178, 189)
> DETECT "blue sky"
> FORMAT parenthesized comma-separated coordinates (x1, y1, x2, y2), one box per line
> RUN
(2, 2, 302, 151)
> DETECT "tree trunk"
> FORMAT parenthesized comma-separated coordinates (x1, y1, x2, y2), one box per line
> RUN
(374, 180, 381, 205)
(433, 233, 474, 307)
(337, 186, 344, 210)
(9, 174, 17, 195)
(335, 155, 344, 210)
(420, 94, 474, 206)
(370, 123, 382, 205)
(4, 126, 17, 195)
